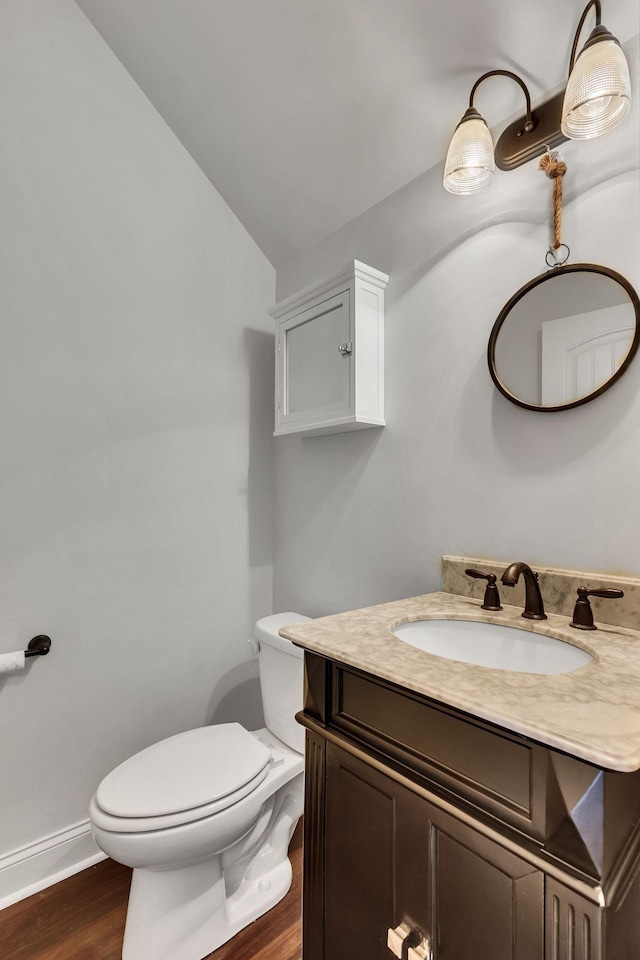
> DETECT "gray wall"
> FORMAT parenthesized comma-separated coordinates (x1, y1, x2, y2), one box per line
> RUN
(0, 0, 274, 868)
(273, 40, 640, 617)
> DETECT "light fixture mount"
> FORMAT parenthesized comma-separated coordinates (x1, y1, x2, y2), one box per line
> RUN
(494, 91, 567, 171)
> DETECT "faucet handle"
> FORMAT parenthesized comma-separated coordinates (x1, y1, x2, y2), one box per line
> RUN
(570, 586, 624, 631)
(465, 569, 503, 611)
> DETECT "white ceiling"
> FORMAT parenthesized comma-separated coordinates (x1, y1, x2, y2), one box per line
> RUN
(74, 0, 639, 267)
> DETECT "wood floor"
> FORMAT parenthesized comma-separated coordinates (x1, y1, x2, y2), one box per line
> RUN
(0, 824, 302, 960)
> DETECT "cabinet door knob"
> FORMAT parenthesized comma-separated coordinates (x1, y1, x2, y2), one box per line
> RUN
(386, 922, 412, 958)
(338, 341, 353, 357)
(408, 936, 433, 960)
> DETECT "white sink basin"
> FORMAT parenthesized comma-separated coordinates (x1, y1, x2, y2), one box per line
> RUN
(393, 619, 592, 675)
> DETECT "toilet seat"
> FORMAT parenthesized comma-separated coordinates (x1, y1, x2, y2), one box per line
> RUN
(92, 724, 271, 833)
(90, 764, 271, 833)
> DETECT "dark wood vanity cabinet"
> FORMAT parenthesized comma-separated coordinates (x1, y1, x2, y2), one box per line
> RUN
(299, 652, 640, 960)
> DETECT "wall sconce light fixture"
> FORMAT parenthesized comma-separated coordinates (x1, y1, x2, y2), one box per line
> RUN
(443, 0, 631, 195)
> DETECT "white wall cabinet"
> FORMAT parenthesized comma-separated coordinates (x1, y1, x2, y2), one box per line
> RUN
(270, 261, 388, 437)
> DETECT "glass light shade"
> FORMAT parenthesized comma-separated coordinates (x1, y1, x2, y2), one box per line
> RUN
(443, 117, 495, 195)
(561, 38, 631, 139)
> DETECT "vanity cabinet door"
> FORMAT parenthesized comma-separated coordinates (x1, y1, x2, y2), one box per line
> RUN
(321, 742, 544, 960)
(429, 811, 544, 960)
(323, 743, 431, 960)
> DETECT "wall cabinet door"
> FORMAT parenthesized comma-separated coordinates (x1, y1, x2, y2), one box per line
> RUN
(277, 290, 352, 433)
(321, 743, 544, 960)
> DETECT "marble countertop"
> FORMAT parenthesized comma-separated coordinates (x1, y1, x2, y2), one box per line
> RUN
(281, 591, 640, 772)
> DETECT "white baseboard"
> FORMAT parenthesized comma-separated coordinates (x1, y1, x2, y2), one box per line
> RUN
(0, 820, 106, 911)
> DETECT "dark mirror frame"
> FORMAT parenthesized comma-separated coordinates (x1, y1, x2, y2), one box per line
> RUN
(488, 263, 640, 412)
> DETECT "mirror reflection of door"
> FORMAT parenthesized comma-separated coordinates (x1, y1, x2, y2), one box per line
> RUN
(541, 304, 634, 406)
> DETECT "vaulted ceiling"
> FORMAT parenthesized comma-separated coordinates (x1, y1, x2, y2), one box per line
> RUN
(74, 0, 639, 267)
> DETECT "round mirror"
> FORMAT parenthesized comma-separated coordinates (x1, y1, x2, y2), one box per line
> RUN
(488, 264, 640, 412)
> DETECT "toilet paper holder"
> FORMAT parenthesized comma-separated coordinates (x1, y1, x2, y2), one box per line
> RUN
(25, 635, 52, 658)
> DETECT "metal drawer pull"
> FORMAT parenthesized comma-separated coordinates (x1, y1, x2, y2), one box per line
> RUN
(408, 937, 433, 960)
(387, 922, 412, 958)
(338, 341, 353, 356)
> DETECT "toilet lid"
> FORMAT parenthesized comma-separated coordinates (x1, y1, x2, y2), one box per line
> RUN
(96, 724, 271, 818)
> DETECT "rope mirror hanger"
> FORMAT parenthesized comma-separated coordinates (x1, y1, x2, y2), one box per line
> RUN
(539, 146, 570, 268)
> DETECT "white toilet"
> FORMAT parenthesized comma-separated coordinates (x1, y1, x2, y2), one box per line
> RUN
(89, 612, 309, 960)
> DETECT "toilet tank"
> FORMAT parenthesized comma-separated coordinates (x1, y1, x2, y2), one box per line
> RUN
(254, 612, 309, 754)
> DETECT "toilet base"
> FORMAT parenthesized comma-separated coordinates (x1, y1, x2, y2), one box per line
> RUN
(122, 856, 294, 960)
(120, 777, 303, 960)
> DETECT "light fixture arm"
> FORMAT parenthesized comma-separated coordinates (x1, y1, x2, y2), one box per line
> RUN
(469, 70, 534, 134)
(568, 0, 602, 76)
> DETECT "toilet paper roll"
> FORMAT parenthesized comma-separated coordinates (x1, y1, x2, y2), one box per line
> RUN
(0, 651, 26, 675)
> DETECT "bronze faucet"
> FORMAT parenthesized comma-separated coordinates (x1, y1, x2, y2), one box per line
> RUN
(500, 562, 547, 620)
